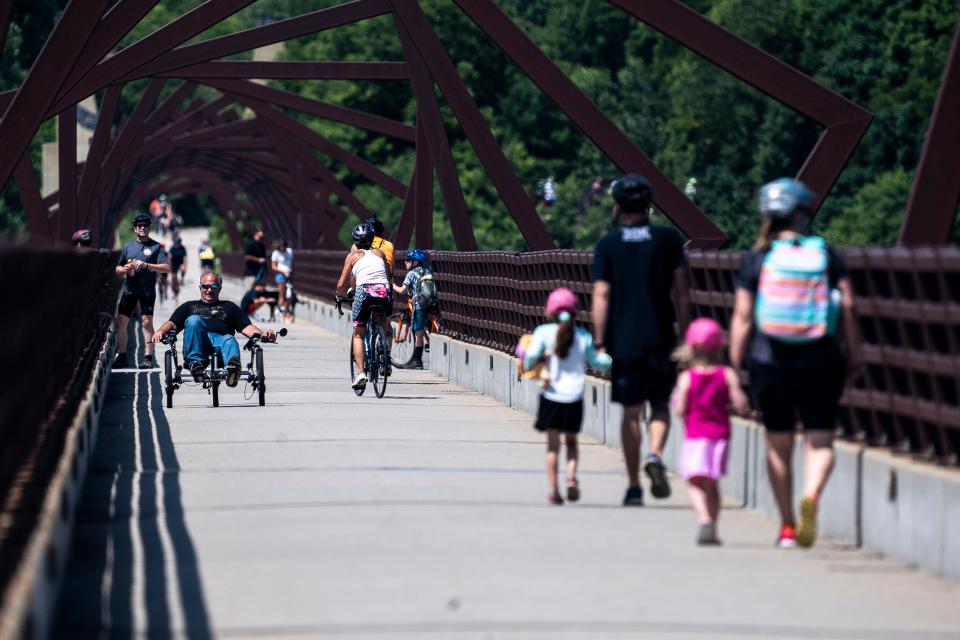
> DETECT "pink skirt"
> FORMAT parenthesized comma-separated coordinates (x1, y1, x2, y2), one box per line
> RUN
(678, 438, 729, 480)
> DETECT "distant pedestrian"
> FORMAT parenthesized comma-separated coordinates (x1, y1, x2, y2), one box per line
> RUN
(198, 237, 216, 271)
(729, 178, 863, 548)
(271, 239, 294, 321)
(243, 229, 268, 290)
(591, 174, 691, 506)
(71, 228, 92, 249)
(671, 318, 748, 545)
(520, 288, 611, 505)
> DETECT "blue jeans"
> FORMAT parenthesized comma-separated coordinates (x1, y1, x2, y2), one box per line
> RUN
(183, 315, 240, 367)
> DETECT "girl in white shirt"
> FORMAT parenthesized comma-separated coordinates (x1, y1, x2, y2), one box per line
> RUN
(271, 240, 294, 320)
(521, 288, 611, 504)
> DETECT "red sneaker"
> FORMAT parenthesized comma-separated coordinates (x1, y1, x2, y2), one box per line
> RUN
(776, 524, 797, 548)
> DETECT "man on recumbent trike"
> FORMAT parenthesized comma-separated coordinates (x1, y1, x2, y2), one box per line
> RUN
(152, 271, 277, 387)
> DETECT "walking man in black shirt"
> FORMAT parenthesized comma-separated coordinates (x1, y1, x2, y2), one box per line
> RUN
(243, 229, 268, 290)
(114, 212, 170, 369)
(591, 175, 691, 506)
(152, 272, 276, 387)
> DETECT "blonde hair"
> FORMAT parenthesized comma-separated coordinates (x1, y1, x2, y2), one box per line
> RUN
(671, 343, 724, 369)
(753, 216, 795, 252)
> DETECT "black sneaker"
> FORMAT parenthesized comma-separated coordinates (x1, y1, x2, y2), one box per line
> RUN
(623, 485, 644, 506)
(644, 455, 672, 499)
(189, 361, 206, 383)
(409, 359, 424, 370)
(225, 357, 242, 387)
(138, 356, 156, 370)
(111, 353, 128, 369)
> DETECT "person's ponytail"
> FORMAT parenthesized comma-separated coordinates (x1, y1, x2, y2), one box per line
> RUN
(555, 311, 574, 359)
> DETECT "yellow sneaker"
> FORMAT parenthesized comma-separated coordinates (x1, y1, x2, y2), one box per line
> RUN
(796, 496, 818, 548)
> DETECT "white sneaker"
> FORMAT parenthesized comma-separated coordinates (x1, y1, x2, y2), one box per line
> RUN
(351, 373, 367, 389)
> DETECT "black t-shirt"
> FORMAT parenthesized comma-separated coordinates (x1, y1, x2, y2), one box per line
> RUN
(169, 245, 187, 266)
(736, 243, 847, 367)
(243, 239, 267, 277)
(169, 300, 251, 336)
(240, 289, 278, 312)
(592, 224, 687, 360)
(118, 239, 168, 296)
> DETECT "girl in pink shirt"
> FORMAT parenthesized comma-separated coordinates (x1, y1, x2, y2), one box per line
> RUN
(672, 318, 748, 545)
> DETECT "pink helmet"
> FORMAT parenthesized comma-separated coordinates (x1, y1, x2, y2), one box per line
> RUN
(546, 287, 578, 316)
(685, 317, 724, 353)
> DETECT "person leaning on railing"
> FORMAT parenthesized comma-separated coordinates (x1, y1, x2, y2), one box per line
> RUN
(729, 177, 863, 549)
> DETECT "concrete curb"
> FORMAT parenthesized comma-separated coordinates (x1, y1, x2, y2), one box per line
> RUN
(0, 324, 116, 640)
(234, 287, 960, 581)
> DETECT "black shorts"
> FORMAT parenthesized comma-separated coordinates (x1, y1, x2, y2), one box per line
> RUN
(749, 359, 845, 432)
(117, 292, 156, 317)
(534, 396, 583, 433)
(611, 354, 677, 407)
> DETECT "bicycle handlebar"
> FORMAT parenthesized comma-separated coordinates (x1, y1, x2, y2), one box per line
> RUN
(243, 327, 288, 351)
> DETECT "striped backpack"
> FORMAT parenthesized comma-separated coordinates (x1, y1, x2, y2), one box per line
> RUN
(755, 236, 838, 343)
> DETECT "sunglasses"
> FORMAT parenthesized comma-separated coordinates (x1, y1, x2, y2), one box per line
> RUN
(134, 224, 150, 229)
(200, 283, 220, 290)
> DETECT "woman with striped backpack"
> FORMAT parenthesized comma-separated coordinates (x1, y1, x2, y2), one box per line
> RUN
(729, 178, 863, 549)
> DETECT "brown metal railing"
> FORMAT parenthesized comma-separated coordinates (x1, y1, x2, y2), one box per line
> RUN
(222, 246, 960, 466)
(0, 247, 120, 591)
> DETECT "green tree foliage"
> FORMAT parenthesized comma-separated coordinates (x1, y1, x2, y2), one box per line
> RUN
(1, 1, 957, 248)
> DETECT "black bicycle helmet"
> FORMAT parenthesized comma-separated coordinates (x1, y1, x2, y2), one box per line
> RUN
(132, 211, 152, 227)
(611, 174, 652, 213)
(352, 223, 375, 248)
(365, 216, 385, 237)
(72, 229, 92, 245)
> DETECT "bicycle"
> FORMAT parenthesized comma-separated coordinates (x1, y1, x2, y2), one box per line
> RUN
(390, 298, 441, 368)
(161, 327, 287, 408)
(336, 292, 390, 398)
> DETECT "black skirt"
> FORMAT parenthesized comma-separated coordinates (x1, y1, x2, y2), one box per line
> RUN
(534, 396, 584, 433)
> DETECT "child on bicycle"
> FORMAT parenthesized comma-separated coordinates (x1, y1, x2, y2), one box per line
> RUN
(392, 248, 434, 370)
(671, 318, 748, 545)
(519, 288, 611, 504)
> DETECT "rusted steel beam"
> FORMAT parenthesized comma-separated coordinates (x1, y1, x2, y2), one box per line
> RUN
(900, 20, 960, 246)
(158, 60, 410, 80)
(202, 78, 415, 141)
(58, 105, 78, 243)
(396, 20, 476, 250)
(454, 0, 725, 247)
(140, 81, 198, 132)
(0, 0, 13, 57)
(49, 0, 256, 115)
(228, 92, 407, 198)
(288, 138, 374, 223)
(394, 167, 417, 250)
(116, 0, 391, 82)
(14, 157, 51, 244)
(414, 117, 433, 250)
(56, 0, 162, 103)
(607, 0, 872, 219)
(0, 0, 110, 187)
(142, 95, 234, 146)
(78, 85, 120, 233)
(264, 120, 333, 249)
(391, 0, 554, 250)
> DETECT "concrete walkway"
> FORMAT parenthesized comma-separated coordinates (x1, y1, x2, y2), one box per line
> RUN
(54, 230, 960, 639)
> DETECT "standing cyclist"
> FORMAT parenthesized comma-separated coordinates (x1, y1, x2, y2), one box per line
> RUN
(591, 174, 691, 506)
(337, 224, 392, 390)
(392, 249, 434, 369)
(114, 212, 170, 369)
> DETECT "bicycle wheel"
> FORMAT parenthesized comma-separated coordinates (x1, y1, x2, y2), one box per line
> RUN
(256, 349, 266, 406)
(373, 326, 388, 398)
(349, 342, 364, 397)
(390, 312, 415, 368)
(164, 350, 174, 408)
(211, 355, 220, 407)
(211, 381, 219, 407)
